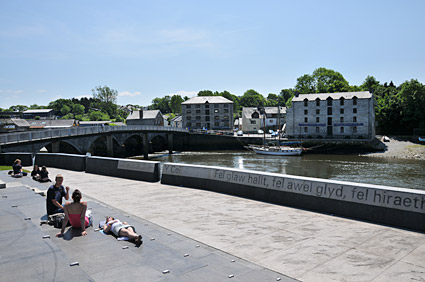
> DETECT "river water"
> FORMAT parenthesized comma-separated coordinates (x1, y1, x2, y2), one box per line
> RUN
(149, 151, 425, 191)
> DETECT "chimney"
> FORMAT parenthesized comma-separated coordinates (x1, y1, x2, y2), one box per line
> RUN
(139, 109, 143, 120)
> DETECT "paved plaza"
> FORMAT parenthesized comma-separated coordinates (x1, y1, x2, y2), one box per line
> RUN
(1, 167, 425, 281)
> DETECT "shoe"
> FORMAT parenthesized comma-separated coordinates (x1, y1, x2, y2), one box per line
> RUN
(135, 235, 143, 247)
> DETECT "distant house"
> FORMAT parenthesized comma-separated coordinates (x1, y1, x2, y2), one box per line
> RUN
(0, 118, 30, 133)
(181, 96, 233, 130)
(0, 112, 23, 119)
(286, 91, 375, 139)
(126, 110, 164, 126)
(241, 106, 286, 133)
(22, 109, 55, 119)
(27, 119, 78, 129)
(170, 115, 182, 128)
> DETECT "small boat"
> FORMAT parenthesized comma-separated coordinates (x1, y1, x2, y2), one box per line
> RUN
(247, 145, 303, 156)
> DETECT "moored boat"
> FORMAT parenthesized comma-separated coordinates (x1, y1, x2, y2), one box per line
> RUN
(247, 145, 303, 156)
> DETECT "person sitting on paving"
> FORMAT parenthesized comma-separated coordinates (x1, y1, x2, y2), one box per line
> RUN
(103, 216, 143, 247)
(39, 166, 51, 182)
(46, 174, 70, 215)
(56, 189, 92, 237)
(31, 165, 41, 181)
(12, 159, 27, 178)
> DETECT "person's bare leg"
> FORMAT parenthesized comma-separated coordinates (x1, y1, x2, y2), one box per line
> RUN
(119, 227, 138, 240)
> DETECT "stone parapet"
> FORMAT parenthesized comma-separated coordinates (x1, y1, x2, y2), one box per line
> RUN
(161, 163, 425, 232)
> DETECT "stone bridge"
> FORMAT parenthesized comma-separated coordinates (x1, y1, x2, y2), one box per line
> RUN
(0, 125, 189, 159)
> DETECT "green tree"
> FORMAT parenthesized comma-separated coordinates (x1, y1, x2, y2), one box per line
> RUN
(61, 113, 74, 119)
(266, 93, 280, 106)
(197, 90, 215, 96)
(92, 85, 118, 104)
(48, 99, 73, 112)
(8, 105, 28, 112)
(295, 74, 315, 94)
(89, 111, 110, 121)
(239, 89, 266, 107)
(60, 105, 71, 115)
(361, 75, 381, 93)
(72, 104, 85, 115)
(280, 89, 295, 104)
(312, 67, 350, 93)
(397, 79, 425, 132)
(170, 95, 184, 114)
(149, 96, 171, 113)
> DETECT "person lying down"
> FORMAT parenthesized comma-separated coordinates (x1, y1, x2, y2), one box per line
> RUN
(102, 216, 143, 247)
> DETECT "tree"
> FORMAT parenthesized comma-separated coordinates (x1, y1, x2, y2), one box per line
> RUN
(266, 93, 280, 106)
(312, 67, 350, 93)
(170, 95, 184, 114)
(60, 105, 71, 115)
(361, 75, 380, 93)
(8, 105, 28, 112)
(239, 89, 266, 107)
(48, 99, 73, 112)
(397, 79, 425, 132)
(72, 104, 85, 115)
(295, 74, 315, 94)
(197, 90, 215, 96)
(92, 86, 118, 104)
(89, 110, 110, 121)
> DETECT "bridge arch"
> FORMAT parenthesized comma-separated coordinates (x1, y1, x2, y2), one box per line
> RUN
(122, 134, 144, 157)
(90, 135, 122, 157)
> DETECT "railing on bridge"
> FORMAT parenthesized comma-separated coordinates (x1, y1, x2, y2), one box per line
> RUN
(0, 126, 189, 145)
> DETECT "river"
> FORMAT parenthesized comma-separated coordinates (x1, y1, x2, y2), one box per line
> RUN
(148, 150, 425, 191)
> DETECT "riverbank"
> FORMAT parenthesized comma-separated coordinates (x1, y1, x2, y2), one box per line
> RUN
(361, 137, 425, 160)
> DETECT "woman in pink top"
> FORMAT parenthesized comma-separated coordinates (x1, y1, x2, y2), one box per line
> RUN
(56, 189, 91, 237)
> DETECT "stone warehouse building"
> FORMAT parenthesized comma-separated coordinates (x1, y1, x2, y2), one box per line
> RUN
(182, 96, 233, 130)
(286, 91, 375, 139)
(241, 106, 286, 133)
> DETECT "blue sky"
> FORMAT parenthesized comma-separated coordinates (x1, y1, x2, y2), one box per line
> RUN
(1, 0, 424, 109)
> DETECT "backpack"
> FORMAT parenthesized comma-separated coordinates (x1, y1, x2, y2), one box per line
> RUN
(48, 213, 65, 229)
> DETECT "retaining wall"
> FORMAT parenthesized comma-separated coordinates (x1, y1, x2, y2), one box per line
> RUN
(35, 153, 86, 171)
(86, 156, 160, 182)
(0, 152, 33, 166)
(161, 163, 425, 232)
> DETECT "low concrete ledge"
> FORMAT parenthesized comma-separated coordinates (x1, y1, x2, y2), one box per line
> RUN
(0, 152, 33, 166)
(35, 153, 86, 171)
(86, 156, 160, 182)
(161, 163, 425, 232)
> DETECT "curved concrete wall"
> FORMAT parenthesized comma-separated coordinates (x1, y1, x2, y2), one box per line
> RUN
(161, 163, 425, 232)
(86, 156, 160, 182)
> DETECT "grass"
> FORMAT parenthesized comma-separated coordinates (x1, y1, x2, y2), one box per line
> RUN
(0, 166, 30, 173)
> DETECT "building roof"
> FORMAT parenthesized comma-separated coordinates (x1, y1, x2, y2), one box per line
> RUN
(27, 119, 76, 128)
(126, 110, 162, 120)
(23, 109, 54, 114)
(0, 118, 31, 127)
(79, 121, 111, 125)
(242, 106, 286, 118)
(171, 115, 182, 122)
(181, 96, 233, 104)
(292, 91, 371, 102)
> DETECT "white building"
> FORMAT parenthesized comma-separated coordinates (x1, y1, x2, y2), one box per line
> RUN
(181, 96, 233, 130)
(286, 91, 375, 139)
(241, 107, 286, 133)
(126, 109, 164, 126)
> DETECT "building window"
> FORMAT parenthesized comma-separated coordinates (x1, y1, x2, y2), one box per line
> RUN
(206, 123, 210, 128)
(214, 109, 219, 113)
(340, 117, 344, 122)
(196, 116, 201, 120)
(353, 116, 357, 122)
(223, 116, 229, 120)
(186, 105, 191, 109)
(187, 116, 191, 120)
(327, 117, 332, 125)
(224, 104, 229, 108)
(340, 109, 344, 114)
(196, 123, 201, 127)
(205, 110, 210, 115)
(304, 99, 308, 107)
(187, 110, 191, 114)
(316, 117, 320, 122)
(340, 127, 344, 133)
(340, 97, 345, 106)
(205, 116, 210, 121)
(327, 108, 332, 115)
(316, 98, 320, 106)
(214, 116, 219, 120)
(304, 117, 308, 123)
(304, 127, 307, 133)
(196, 104, 200, 108)
(187, 122, 192, 127)
(327, 97, 333, 106)
(304, 110, 308, 115)
(353, 126, 357, 133)
(250, 120, 256, 124)
(316, 109, 320, 114)
(353, 108, 357, 114)
(316, 127, 320, 133)
(214, 122, 219, 126)
(224, 109, 229, 113)
(205, 104, 209, 108)
(353, 97, 357, 105)
(196, 110, 200, 114)
(214, 104, 219, 108)
(224, 121, 229, 126)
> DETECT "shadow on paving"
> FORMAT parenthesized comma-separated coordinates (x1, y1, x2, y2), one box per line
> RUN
(0, 172, 298, 282)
